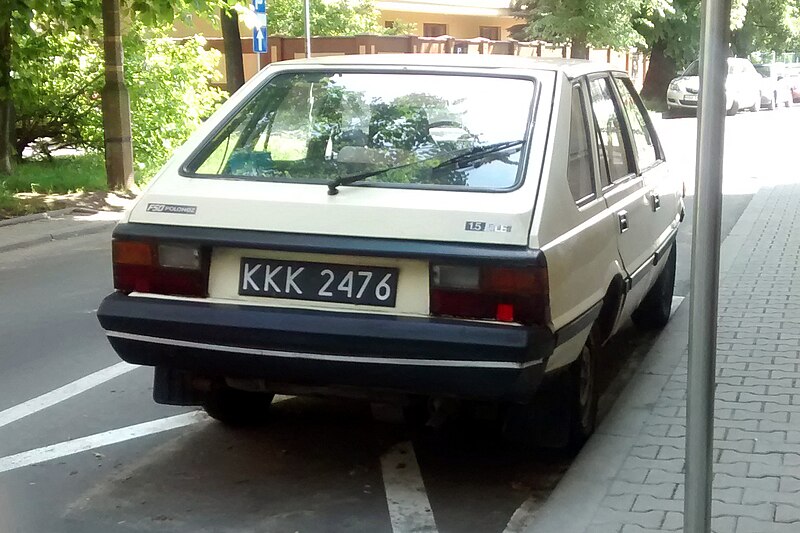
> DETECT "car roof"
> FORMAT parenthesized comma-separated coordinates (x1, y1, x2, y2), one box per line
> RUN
(274, 53, 626, 79)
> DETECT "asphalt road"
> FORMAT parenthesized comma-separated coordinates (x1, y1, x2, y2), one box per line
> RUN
(1, 106, 797, 533)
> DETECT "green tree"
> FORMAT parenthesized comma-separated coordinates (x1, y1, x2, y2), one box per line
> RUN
(512, 0, 668, 58)
(0, 0, 226, 178)
(636, 0, 701, 103)
(731, 0, 799, 57)
(637, 0, 758, 105)
(13, 20, 224, 178)
(256, 0, 384, 36)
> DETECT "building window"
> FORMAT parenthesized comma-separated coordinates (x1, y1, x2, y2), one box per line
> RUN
(423, 23, 447, 37)
(384, 21, 395, 29)
(479, 26, 501, 40)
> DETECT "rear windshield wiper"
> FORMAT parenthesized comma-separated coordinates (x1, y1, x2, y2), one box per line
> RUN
(327, 158, 426, 196)
(326, 139, 525, 196)
(429, 139, 525, 171)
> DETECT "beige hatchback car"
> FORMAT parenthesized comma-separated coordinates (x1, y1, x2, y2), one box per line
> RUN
(98, 55, 683, 448)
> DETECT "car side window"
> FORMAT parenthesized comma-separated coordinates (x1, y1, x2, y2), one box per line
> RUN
(613, 77, 659, 170)
(589, 77, 634, 184)
(567, 83, 596, 204)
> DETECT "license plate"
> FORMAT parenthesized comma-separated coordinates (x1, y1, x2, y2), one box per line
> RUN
(684, 94, 698, 102)
(239, 258, 399, 307)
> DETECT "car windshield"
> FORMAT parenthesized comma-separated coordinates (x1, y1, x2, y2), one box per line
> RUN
(184, 71, 537, 191)
(683, 61, 699, 76)
(755, 65, 770, 78)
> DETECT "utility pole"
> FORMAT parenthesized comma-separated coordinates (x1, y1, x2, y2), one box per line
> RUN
(101, 0, 135, 191)
(684, 0, 731, 529)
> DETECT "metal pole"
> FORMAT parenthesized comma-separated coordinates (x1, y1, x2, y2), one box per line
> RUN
(304, 0, 311, 58)
(684, 0, 730, 528)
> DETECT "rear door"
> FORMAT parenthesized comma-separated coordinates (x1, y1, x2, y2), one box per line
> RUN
(611, 75, 678, 254)
(587, 74, 652, 280)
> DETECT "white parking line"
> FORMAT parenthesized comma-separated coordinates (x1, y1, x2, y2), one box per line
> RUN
(0, 361, 138, 429)
(502, 497, 539, 533)
(0, 411, 206, 474)
(380, 441, 438, 533)
(671, 296, 686, 316)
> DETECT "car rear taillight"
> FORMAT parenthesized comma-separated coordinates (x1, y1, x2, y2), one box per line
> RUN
(112, 240, 208, 297)
(430, 264, 550, 326)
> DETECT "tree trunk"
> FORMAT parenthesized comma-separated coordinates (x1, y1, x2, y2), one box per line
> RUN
(221, 7, 246, 93)
(0, 3, 14, 175)
(570, 39, 589, 59)
(640, 40, 678, 105)
(101, 0, 135, 190)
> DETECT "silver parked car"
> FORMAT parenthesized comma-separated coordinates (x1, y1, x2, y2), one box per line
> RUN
(666, 57, 762, 116)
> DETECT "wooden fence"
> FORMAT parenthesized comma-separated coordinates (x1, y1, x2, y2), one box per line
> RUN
(203, 35, 648, 87)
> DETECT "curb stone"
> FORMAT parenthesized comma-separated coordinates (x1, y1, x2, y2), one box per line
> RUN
(0, 222, 116, 255)
(527, 186, 769, 533)
(0, 207, 78, 228)
(0, 208, 116, 254)
(0, 206, 100, 228)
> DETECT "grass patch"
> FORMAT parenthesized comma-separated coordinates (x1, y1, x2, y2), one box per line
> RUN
(1, 153, 107, 194)
(0, 186, 47, 219)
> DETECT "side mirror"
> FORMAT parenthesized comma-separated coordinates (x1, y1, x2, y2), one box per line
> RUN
(778, 75, 784, 81)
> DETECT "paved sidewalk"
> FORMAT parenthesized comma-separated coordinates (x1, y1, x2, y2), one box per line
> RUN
(0, 210, 120, 254)
(531, 184, 800, 532)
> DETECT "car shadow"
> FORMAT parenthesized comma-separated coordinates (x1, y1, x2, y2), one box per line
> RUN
(63, 318, 668, 533)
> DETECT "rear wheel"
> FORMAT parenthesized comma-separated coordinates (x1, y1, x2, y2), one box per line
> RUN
(567, 332, 599, 448)
(632, 244, 677, 330)
(502, 329, 599, 452)
(768, 93, 777, 110)
(726, 100, 739, 116)
(203, 385, 275, 426)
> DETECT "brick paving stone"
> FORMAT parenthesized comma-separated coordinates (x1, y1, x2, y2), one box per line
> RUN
(778, 476, 800, 492)
(774, 504, 800, 523)
(580, 186, 800, 533)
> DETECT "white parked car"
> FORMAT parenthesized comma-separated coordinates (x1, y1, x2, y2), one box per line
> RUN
(754, 63, 793, 109)
(98, 55, 684, 447)
(667, 57, 762, 115)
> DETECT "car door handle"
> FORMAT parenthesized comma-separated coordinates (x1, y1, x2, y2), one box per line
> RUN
(618, 211, 629, 233)
(651, 192, 661, 212)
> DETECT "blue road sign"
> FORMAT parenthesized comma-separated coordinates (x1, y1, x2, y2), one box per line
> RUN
(253, 0, 266, 13)
(253, 26, 267, 53)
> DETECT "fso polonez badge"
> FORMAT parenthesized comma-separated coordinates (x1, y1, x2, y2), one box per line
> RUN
(146, 203, 197, 215)
(465, 221, 512, 233)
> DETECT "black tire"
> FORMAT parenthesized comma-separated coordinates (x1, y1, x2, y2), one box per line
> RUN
(566, 331, 599, 450)
(501, 329, 599, 452)
(768, 93, 777, 110)
(632, 244, 677, 330)
(203, 385, 275, 426)
(726, 100, 739, 116)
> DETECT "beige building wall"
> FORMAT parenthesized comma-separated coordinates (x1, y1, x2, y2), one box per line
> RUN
(172, 9, 517, 41)
(378, 11, 516, 39)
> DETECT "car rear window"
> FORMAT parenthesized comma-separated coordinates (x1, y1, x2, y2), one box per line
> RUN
(183, 71, 537, 191)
